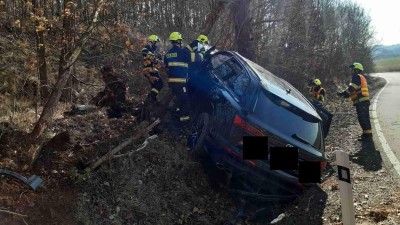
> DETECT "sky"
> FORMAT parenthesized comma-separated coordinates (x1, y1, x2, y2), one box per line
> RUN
(353, 0, 400, 46)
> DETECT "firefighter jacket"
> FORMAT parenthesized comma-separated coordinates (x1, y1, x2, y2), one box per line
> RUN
(185, 40, 204, 62)
(142, 51, 160, 79)
(310, 85, 325, 102)
(164, 44, 191, 83)
(346, 73, 369, 105)
(144, 44, 158, 54)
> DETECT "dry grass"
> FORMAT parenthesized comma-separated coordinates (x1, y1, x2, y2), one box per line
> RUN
(374, 57, 400, 72)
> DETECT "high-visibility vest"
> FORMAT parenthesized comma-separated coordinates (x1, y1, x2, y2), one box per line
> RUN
(311, 86, 325, 102)
(349, 74, 369, 105)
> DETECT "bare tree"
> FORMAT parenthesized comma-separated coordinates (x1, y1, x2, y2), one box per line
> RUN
(30, 0, 106, 141)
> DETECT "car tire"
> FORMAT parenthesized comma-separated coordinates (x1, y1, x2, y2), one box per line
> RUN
(187, 112, 210, 159)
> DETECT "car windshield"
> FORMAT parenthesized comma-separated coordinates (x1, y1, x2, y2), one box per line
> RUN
(254, 89, 322, 150)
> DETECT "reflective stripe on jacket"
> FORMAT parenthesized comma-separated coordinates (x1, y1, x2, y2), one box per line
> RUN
(186, 40, 204, 63)
(311, 86, 325, 102)
(142, 48, 159, 76)
(164, 45, 190, 82)
(349, 74, 369, 105)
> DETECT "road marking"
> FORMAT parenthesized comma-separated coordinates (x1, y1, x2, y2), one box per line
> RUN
(371, 78, 400, 176)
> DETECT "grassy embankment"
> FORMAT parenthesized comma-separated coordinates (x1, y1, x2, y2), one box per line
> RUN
(374, 57, 400, 72)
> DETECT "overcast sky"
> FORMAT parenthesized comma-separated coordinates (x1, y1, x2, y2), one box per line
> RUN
(353, 0, 400, 46)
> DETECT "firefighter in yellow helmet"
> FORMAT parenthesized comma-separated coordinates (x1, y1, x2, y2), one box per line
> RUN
(307, 78, 332, 138)
(308, 78, 326, 103)
(337, 62, 372, 141)
(141, 35, 163, 103)
(164, 32, 192, 126)
(185, 34, 209, 62)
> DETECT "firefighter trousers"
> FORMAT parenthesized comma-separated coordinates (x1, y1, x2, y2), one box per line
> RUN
(355, 101, 372, 136)
(147, 72, 163, 101)
(168, 82, 191, 122)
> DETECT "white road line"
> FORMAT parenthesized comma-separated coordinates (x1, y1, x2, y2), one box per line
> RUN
(371, 78, 400, 176)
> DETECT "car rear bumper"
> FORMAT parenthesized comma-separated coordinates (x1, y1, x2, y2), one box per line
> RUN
(204, 141, 304, 197)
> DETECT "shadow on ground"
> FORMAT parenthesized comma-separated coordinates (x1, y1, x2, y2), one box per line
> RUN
(350, 140, 382, 171)
(199, 154, 328, 225)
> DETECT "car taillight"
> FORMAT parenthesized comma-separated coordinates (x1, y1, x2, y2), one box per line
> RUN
(233, 115, 264, 136)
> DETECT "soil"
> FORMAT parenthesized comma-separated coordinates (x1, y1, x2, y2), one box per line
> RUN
(1, 76, 400, 225)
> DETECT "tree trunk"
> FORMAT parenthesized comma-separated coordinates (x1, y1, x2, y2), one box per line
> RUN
(36, 28, 50, 100)
(230, 0, 255, 60)
(202, 0, 227, 35)
(60, 1, 75, 102)
(32, 0, 50, 101)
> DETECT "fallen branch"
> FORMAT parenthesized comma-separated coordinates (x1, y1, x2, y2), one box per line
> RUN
(0, 209, 28, 217)
(113, 135, 158, 159)
(85, 119, 160, 173)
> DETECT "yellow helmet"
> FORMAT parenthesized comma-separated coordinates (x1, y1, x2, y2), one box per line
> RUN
(169, 32, 183, 41)
(350, 62, 364, 71)
(148, 35, 159, 42)
(197, 34, 208, 44)
(313, 79, 321, 86)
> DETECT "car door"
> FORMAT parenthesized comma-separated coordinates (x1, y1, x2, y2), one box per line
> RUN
(209, 54, 252, 144)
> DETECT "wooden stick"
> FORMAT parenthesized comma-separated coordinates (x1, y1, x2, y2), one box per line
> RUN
(0, 209, 28, 217)
(113, 135, 158, 159)
(85, 119, 160, 173)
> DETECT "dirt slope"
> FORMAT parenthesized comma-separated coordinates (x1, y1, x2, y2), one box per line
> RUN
(2, 76, 399, 225)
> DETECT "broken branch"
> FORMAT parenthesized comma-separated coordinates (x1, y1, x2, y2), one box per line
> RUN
(0, 209, 28, 217)
(85, 119, 160, 173)
(113, 135, 158, 159)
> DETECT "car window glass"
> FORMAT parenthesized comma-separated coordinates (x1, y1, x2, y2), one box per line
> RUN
(210, 54, 251, 101)
(211, 54, 231, 69)
(224, 69, 250, 98)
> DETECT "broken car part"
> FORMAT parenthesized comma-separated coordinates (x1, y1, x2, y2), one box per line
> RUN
(0, 169, 44, 190)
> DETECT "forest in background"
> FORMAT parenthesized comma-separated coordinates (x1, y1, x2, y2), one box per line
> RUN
(0, 0, 376, 165)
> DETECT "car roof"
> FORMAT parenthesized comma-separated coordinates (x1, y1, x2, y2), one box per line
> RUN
(217, 51, 321, 121)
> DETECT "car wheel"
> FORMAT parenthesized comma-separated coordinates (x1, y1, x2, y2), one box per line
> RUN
(187, 112, 210, 159)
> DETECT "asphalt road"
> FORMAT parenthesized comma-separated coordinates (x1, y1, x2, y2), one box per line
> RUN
(372, 72, 400, 175)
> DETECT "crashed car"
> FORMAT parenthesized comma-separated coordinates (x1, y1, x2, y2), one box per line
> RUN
(186, 49, 332, 200)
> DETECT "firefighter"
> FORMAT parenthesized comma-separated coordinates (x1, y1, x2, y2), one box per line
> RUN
(308, 78, 326, 103)
(164, 32, 191, 123)
(337, 62, 372, 141)
(141, 47, 163, 103)
(307, 78, 332, 138)
(185, 34, 209, 62)
(145, 34, 160, 55)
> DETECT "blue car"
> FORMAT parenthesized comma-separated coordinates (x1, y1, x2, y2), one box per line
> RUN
(186, 50, 332, 200)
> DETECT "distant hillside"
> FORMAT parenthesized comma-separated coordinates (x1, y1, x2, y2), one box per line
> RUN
(373, 44, 400, 60)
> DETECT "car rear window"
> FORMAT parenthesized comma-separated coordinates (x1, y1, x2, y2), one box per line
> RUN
(255, 89, 322, 150)
(243, 59, 310, 105)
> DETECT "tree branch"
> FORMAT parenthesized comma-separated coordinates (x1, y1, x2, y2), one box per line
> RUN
(85, 119, 161, 173)
(0, 209, 28, 217)
(64, 0, 105, 70)
(113, 135, 158, 159)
